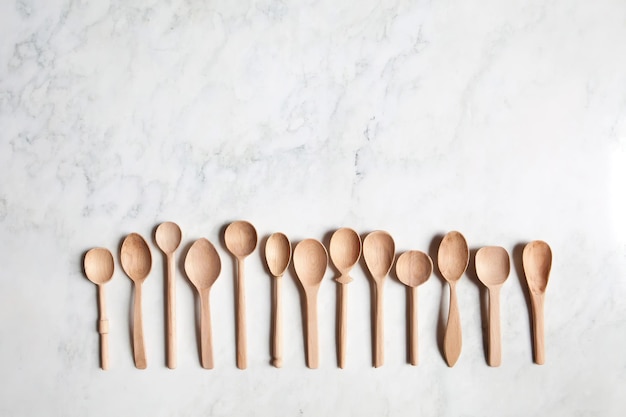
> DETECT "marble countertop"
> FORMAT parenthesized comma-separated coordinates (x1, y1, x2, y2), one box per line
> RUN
(1, 0, 625, 416)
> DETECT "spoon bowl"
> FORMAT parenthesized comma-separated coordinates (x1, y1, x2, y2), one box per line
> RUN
(329, 228, 362, 274)
(396, 250, 433, 288)
(265, 233, 292, 277)
(476, 246, 510, 287)
(85, 248, 114, 285)
(225, 221, 258, 259)
(185, 238, 222, 289)
(523, 240, 552, 294)
(155, 222, 182, 254)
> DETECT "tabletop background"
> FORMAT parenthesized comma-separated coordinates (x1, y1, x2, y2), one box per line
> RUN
(1, 0, 625, 416)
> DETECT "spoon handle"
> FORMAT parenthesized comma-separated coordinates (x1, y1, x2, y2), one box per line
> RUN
(166, 253, 176, 369)
(336, 282, 348, 368)
(235, 258, 247, 369)
(444, 282, 462, 367)
(373, 280, 384, 368)
(97, 285, 109, 370)
(305, 290, 319, 369)
(133, 282, 147, 369)
(408, 286, 418, 366)
(488, 287, 502, 367)
(199, 288, 214, 369)
(530, 293, 546, 364)
(271, 277, 282, 368)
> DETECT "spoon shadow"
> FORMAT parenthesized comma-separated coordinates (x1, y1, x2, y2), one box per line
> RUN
(257, 233, 273, 366)
(288, 239, 310, 367)
(116, 235, 136, 360)
(513, 242, 533, 361)
(358, 230, 378, 367)
(151, 224, 167, 367)
(466, 248, 489, 365)
(178, 239, 204, 367)
(321, 229, 341, 367)
(427, 234, 446, 363)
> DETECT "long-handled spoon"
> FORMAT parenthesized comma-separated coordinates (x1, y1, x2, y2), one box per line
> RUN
(475, 246, 510, 367)
(264, 232, 292, 368)
(293, 239, 328, 369)
(522, 240, 552, 365)
(224, 220, 258, 369)
(437, 231, 469, 367)
(395, 250, 432, 366)
(84, 248, 114, 370)
(362, 231, 395, 368)
(120, 233, 152, 369)
(155, 221, 182, 369)
(329, 228, 361, 368)
(184, 238, 221, 369)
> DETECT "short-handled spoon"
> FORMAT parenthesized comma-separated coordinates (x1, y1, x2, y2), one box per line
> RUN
(522, 240, 552, 365)
(120, 233, 152, 369)
(264, 232, 292, 368)
(395, 250, 432, 366)
(224, 220, 258, 369)
(329, 228, 361, 369)
(155, 221, 182, 369)
(293, 239, 328, 369)
(475, 246, 510, 367)
(84, 248, 114, 370)
(437, 231, 469, 367)
(184, 238, 221, 369)
(362, 231, 395, 368)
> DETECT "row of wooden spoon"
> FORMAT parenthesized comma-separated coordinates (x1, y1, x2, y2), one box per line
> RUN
(83, 221, 552, 370)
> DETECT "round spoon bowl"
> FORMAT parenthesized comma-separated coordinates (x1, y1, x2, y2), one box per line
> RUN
(293, 239, 328, 286)
(329, 228, 362, 272)
(185, 238, 221, 290)
(363, 231, 395, 279)
(121, 233, 152, 282)
(265, 233, 291, 277)
(396, 250, 433, 288)
(438, 231, 469, 282)
(475, 246, 510, 287)
(225, 221, 258, 259)
(155, 222, 182, 254)
(523, 240, 552, 294)
(84, 248, 114, 285)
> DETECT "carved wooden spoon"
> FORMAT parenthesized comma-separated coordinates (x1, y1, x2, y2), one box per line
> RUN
(185, 238, 221, 369)
(395, 250, 432, 366)
(522, 240, 552, 365)
(84, 248, 114, 370)
(437, 231, 469, 367)
(293, 239, 328, 369)
(362, 231, 395, 368)
(264, 232, 292, 368)
(475, 246, 510, 367)
(120, 233, 152, 369)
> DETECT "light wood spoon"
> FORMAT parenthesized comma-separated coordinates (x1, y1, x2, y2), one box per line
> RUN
(120, 233, 152, 369)
(395, 250, 432, 366)
(362, 230, 395, 368)
(184, 238, 221, 369)
(437, 231, 469, 367)
(522, 240, 552, 365)
(224, 220, 258, 369)
(264, 232, 292, 368)
(329, 228, 361, 369)
(475, 246, 510, 367)
(155, 221, 182, 369)
(293, 239, 328, 369)
(84, 248, 114, 370)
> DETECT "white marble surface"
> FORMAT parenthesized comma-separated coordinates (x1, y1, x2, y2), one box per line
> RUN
(1, 0, 625, 415)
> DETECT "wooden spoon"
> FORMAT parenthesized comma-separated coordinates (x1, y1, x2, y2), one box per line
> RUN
(329, 228, 361, 369)
(437, 231, 469, 367)
(362, 230, 395, 368)
(120, 233, 152, 369)
(293, 239, 328, 369)
(264, 232, 292, 368)
(475, 246, 510, 367)
(395, 250, 432, 366)
(155, 221, 182, 369)
(224, 220, 258, 369)
(84, 248, 114, 370)
(184, 238, 221, 369)
(522, 240, 552, 365)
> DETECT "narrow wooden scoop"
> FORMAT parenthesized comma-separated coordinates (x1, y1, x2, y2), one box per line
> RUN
(120, 233, 152, 369)
(362, 231, 395, 368)
(185, 238, 221, 369)
(155, 221, 182, 369)
(84, 248, 114, 370)
(522, 240, 552, 365)
(437, 231, 469, 367)
(329, 228, 361, 369)
(475, 246, 510, 367)
(264, 232, 292, 368)
(395, 250, 432, 366)
(293, 239, 328, 369)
